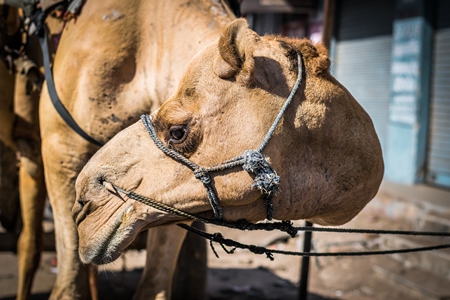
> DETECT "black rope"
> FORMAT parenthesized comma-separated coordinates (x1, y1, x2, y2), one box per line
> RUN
(205, 218, 450, 238)
(177, 223, 450, 259)
(117, 185, 450, 239)
(116, 186, 450, 258)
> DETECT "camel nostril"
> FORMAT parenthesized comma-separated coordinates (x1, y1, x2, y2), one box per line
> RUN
(73, 199, 88, 225)
(78, 198, 88, 207)
(97, 176, 105, 185)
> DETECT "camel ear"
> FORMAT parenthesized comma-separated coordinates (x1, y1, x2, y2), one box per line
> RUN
(213, 19, 255, 79)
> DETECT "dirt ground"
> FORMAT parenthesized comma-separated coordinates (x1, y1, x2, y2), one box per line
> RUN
(0, 199, 417, 300)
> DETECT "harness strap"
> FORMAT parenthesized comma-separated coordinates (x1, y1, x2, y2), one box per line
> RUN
(38, 24, 103, 146)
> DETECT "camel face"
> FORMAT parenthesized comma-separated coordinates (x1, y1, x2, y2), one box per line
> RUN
(73, 19, 384, 265)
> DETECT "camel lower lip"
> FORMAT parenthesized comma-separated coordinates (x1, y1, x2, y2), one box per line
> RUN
(80, 205, 132, 265)
(81, 222, 121, 264)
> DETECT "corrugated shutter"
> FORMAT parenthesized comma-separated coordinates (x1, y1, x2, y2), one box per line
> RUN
(426, 0, 450, 188)
(333, 0, 395, 155)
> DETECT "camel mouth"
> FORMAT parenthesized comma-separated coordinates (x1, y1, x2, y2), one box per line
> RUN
(75, 176, 189, 265)
(79, 204, 137, 265)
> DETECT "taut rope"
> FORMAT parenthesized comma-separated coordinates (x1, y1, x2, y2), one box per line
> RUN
(115, 186, 450, 259)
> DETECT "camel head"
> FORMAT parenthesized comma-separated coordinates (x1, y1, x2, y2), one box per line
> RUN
(73, 19, 384, 265)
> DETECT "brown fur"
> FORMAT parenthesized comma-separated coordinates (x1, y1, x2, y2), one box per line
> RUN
(73, 19, 384, 277)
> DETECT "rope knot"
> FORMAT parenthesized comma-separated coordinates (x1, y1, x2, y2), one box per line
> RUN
(248, 245, 266, 255)
(211, 232, 224, 242)
(235, 219, 250, 230)
(242, 150, 280, 195)
(194, 168, 211, 184)
(249, 244, 275, 260)
(281, 221, 298, 238)
(242, 150, 279, 220)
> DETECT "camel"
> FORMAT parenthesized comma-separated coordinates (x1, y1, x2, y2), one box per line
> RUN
(0, 5, 49, 300)
(38, 0, 237, 299)
(73, 18, 384, 280)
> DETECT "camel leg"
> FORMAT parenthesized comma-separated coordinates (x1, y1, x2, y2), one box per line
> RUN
(133, 225, 189, 300)
(43, 161, 95, 299)
(42, 149, 95, 300)
(13, 62, 47, 300)
(171, 221, 207, 300)
(40, 87, 96, 300)
(16, 158, 46, 300)
(89, 265, 99, 300)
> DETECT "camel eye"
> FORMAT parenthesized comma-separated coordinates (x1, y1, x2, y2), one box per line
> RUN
(168, 125, 188, 144)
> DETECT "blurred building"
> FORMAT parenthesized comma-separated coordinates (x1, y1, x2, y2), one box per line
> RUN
(242, 0, 450, 294)
(243, 0, 450, 209)
(242, 0, 320, 40)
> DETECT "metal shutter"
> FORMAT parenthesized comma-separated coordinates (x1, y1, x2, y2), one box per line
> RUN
(333, 0, 395, 155)
(426, 0, 450, 188)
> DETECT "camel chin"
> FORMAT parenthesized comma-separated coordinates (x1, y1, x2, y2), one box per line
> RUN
(74, 188, 184, 265)
(76, 201, 138, 265)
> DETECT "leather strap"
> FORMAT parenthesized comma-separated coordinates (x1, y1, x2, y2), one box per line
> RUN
(39, 25, 103, 146)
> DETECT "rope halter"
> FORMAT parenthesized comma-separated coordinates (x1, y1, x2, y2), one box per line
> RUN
(137, 50, 303, 221)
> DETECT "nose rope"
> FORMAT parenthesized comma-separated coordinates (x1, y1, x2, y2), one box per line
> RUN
(113, 185, 450, 260)
(140, 51, 303, 221)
